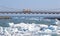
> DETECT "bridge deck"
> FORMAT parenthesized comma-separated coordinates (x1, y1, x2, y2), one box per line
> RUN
(0, 12, 60, 14)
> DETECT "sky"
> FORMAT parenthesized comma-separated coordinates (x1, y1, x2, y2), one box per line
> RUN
(0, 0, 60, 11)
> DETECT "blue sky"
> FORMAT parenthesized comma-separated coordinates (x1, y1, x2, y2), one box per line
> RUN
(0, 0, 60, 11)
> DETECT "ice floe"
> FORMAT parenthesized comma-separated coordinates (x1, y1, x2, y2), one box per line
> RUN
(0, 22, 59, 36)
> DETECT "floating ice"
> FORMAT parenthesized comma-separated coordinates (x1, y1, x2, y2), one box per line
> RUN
(40, 24, 48, 28)
(28, 24, 35, 31)
(44, 29, 52, 33)
(43, 35, 51, 36)
(9, 22, 14, 27)
(55, 19, 60, 25)
(0, 22, 58, 36)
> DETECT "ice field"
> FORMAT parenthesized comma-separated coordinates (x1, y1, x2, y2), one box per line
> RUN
(0, 23, 58, 36)
(0, 17, 60, 36)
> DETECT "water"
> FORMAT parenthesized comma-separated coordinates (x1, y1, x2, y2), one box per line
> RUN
(0, 16, 56, 27)
(0, 16, 58, 36)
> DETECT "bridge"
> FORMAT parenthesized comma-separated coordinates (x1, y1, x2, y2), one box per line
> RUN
(0, 6, 60, 20)
(0, 11, 60, 20)
(0, 11, 60, 14)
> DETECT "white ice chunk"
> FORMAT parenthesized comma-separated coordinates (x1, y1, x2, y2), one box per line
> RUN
(43, 35, 51, 36)
(28, 24, 35, 31)
(55, 19, 60, 24)
(40, 24, 48, 28)
(0, 27, 3, 34)
(9, 22, 14, 27)
(44, 29, 52, 33)
(53, 26, 57, 30)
